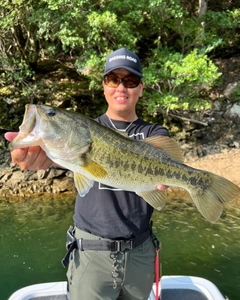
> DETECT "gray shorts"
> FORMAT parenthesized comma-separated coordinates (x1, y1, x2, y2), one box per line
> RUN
(67, 228, 156, 300)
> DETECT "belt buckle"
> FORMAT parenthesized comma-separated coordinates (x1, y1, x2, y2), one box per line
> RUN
(116, 239, 135, 252)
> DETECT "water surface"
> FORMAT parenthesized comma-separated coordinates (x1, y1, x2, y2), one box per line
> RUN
(152, 198, 240, 299)
(0, 195, 239, 300)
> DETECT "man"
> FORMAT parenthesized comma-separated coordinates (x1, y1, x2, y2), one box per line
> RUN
(5, 48, 169, 300)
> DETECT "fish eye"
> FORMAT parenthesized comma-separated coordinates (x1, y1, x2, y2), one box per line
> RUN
(47, 109, 56, 117)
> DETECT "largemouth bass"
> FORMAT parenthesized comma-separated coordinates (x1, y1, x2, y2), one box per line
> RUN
(10, 104, 240, 223)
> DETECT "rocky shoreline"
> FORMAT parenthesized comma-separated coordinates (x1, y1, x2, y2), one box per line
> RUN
(1, 109, 240, 200)
(1, 148, 240, 208)
(1, 55, 240, 199)
(0, 164, 76, 197)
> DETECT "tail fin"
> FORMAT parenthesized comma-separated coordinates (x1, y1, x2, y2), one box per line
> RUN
(190, 173, 240, 223)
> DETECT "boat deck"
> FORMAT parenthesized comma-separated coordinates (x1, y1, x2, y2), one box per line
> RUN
(162, 289, 208, 299)
(28, 290, 208, 300)
(29, 290, 208, 300)
(9, 276, 227, 300)
(29, 297, 67, 300)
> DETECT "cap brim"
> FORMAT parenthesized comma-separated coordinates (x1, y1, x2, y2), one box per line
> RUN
(103, 66, 142, 78)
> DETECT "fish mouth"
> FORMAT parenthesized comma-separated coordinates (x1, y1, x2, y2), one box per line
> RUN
(10, 104, 42, 149)
(20, 104, 37, 133)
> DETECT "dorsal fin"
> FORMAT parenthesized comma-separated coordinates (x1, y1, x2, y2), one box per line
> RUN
(143, 136, 184, 162)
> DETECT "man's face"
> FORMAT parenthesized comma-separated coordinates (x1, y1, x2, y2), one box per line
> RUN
(102, 68, 143, 116)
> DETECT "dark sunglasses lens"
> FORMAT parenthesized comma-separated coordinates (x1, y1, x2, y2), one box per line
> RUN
(122, 75, 140, 88)
(104, 74, 140, 88)
(104, 75, 120, 87)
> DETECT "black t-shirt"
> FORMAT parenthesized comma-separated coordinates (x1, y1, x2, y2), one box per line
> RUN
(73, 114, 169, 239)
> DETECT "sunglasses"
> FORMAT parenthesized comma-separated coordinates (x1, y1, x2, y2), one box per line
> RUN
(104, 74, 141, 88)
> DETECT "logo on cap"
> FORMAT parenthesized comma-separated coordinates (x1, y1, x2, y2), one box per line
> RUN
(109, 55, 137, 64)
(103, 48, 142, 77)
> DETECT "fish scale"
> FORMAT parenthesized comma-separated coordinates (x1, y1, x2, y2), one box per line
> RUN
(87, 129, 206, 191)
(10, 104, 240, 223)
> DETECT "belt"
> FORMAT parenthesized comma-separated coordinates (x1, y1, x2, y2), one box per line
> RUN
(61, 228, 151, 268)
(77, 229, 150, 252)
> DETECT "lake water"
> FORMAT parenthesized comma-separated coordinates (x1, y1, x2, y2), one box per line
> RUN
(0, 194, 240, 300)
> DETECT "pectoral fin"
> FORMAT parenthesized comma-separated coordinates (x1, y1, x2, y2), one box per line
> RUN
(137, 190, 167, 210)
(82, 160, 107, 178)
(74, 173, 94, 197)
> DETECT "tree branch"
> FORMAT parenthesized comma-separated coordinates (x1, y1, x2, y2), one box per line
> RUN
(168, 113, 208, 126)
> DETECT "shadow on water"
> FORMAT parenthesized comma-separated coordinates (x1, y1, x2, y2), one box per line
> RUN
(0, 194, 240, 299)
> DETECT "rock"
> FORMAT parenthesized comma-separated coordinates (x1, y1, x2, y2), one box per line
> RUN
(1, 146, 240, 198)
(0, 164, 75, 197)
(226, 103, 240, 117)
(1, 104, 240, 197)
(223, 82, 239, 99)
(233, 141, 240, 148)
(185, 148, 240, 189)
(52, 177, 76, 193)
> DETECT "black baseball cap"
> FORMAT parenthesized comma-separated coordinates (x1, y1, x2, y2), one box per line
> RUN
(103, 48, 142, 77)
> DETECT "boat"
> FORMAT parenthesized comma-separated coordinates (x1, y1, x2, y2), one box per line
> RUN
(8, 275, 228, 300)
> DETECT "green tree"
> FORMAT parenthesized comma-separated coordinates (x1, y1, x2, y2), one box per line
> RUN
(144, 48, 221, 113)
(0, 0, 239, 119)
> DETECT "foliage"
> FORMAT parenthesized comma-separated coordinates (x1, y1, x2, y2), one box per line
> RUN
(143, 48, 221, 113)
(202, 8, 240, 55)
(0, 0, 239, 127)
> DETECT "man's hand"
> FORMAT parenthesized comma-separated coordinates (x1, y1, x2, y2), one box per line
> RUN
(156, 184, 169, 191)
(5, 132, 54, 171)
(5, 133, 170, 187)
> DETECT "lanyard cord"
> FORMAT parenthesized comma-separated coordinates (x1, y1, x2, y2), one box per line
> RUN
(150, 222, 161, 300)
(155, 248, 160, 300)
